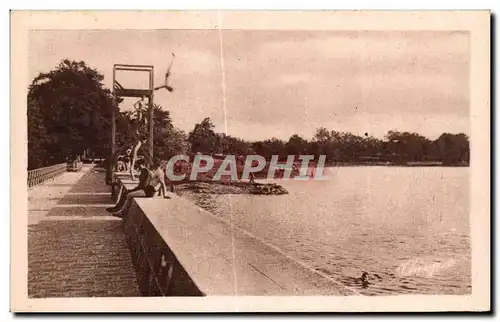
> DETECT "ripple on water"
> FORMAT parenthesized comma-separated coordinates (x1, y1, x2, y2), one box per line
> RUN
(180, 168, 471, 295)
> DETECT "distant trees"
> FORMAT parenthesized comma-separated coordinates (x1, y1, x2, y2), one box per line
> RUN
(216, 134, 254, 155)
(186, 117, 256, 155)
(186, 118, 470, 166)
(435, 133, 470, 165)
(188, 117, 218, 154)
(384, 131, 433, 163)
(286, 134, 309, 156)
(151, 105, 189, 161)
(380, 131, 469, 164)
(252, 138, 287, 160)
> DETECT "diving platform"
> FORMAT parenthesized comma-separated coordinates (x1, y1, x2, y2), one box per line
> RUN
(114, 87, 153, 98)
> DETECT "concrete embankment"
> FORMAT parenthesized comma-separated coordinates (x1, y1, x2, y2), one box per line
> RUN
(115, 173, 358, 296)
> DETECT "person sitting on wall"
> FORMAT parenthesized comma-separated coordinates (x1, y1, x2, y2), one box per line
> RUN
(109, 159, 169, 219)
(161, 160, 176, 193)
(116, 155, 125, 172)
(106, 158, 149, 213)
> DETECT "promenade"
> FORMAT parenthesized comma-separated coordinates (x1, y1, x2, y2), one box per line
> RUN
(28, 165, 140, 298)
(27, 164, 356, 298)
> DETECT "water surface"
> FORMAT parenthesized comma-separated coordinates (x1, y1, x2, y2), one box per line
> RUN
(182, 167, 470, 295)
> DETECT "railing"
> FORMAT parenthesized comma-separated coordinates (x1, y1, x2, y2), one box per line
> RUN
(27, 163, 67, 189)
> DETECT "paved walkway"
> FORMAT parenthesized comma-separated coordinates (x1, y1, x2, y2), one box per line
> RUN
(28, 165, 140, 298)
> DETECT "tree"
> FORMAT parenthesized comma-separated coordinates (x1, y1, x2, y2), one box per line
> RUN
(253, 138, 287, 160)
(286, 134, 309, 156)
(112, 103, 189, 162)
(435, 133, 470, 165)
(384, 131, 432, 163)
(27, 59, 115, 168)
(313, 127, 332, 143)
(151, 104, 190, 160)
(188, 117, 218, 154)
(311, 128, 342, 162)
(27, 97, 50, 169)
(335, 132, 364, 161)
(215, 134, 254, 155)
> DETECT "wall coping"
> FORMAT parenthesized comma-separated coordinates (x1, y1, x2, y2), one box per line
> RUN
(115, 174, 357, 296)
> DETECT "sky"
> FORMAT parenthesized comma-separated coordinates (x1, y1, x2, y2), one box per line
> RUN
(28, 29, 470, 141)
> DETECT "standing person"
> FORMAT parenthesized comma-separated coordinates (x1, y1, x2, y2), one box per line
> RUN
(123, 148, 132, 172)
(130, 136, 147, 181)
(249, 172, 256, 184)
(110, 160, 169, 219)
(116, 155, 124, 172)
(133, 95, 148, 127)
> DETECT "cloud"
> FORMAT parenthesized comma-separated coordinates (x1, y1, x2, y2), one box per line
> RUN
(28, 29, 470, 140)
(226, 30, 469, 86)
(260, 72, 311, 87)
(173, 50, 221, 76)
(278, 73, 310, 85)
(221, 30, 469, 137)
(259, 31, 469, 62)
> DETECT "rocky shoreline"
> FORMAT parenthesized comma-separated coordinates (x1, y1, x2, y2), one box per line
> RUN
(173, 180, 288, 195)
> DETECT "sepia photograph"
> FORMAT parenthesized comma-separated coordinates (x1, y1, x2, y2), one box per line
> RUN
(10, 10, 490, 312)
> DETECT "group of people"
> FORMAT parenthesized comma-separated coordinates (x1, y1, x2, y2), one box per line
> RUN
(116, 149, 132, 172)
(107, 135, 170, 219)
(124, 136, 147, 181)
(107, 158, 171, 218)
(108, 52, 179, 219)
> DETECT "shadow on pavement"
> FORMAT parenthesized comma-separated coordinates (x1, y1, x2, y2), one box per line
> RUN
(43, 184, 74, 188)
(48, 168, 114, 207)
(28, 167, 140, 298)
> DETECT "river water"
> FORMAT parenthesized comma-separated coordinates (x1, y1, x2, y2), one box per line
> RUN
(181, 166, 470, 295)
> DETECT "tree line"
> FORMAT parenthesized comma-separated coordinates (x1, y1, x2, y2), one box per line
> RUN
(27, 59, 469, 170)
(187, 118, 469, 166)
